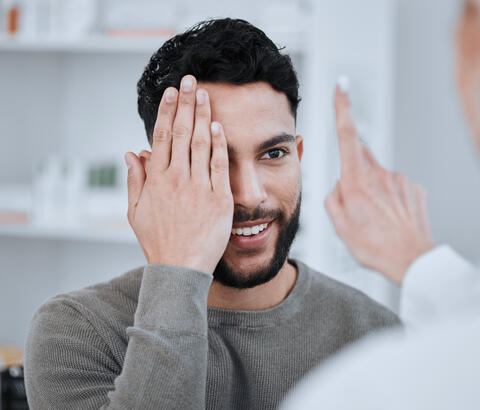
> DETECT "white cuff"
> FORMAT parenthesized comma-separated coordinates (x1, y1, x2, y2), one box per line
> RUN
(400, 245, 479, 327)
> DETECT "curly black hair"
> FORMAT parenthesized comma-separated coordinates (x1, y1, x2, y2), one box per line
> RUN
(137, 18, 301, 144)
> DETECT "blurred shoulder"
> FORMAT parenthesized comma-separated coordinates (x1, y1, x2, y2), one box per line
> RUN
(294, 259, 400, 327)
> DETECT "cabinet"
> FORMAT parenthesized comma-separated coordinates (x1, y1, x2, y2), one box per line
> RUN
(0, 0, 397, 346)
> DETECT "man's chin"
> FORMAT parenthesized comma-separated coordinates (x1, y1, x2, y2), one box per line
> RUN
(220, 231, 277, 273)
(220, 258, 273, 280)
(213, 193, 301, 289)
(212, 253, 281, 290)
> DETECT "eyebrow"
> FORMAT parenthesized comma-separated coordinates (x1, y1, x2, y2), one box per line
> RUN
(227, 133, 296, 157)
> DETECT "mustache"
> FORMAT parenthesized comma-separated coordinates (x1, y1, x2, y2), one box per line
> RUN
(233, 207, 283, 224)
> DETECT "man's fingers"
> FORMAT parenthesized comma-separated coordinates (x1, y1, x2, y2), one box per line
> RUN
(125, 152, 146, 224)
(151, 87, 178, 171)
(170, 75, 197, 172)
(334, 85, 364, 180)
(210, 122, 231, 193)
(139, 150, 152, 174)
(191, 89, 212, 183)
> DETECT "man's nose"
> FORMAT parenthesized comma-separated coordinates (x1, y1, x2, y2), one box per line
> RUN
(230, 164, 267, 209)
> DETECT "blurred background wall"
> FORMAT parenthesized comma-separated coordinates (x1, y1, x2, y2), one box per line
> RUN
(393, 0, 480, 263)
(0, 0, 478, 351)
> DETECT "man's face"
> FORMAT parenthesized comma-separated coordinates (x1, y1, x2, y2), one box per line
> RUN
(198, 82, 303, 289)
(456, 0, 480, 151)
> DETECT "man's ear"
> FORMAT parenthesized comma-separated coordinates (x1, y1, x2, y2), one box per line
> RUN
(295, 135, 304, 161)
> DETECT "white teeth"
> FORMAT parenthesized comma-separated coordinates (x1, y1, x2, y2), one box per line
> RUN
(231, 223, 269, 236)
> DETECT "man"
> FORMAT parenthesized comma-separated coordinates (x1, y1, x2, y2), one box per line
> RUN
(281, 0, 480, 408)
(24, 19, 399, 410)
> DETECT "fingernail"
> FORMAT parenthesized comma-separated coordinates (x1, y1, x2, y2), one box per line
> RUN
(165, 88, 176, 103)
(124, 153, 131, 169)
(196, 89, 205, 105)
(337, 75, 350, 94)
(211, 122, 220, 135)
(182, 76, 194, 92)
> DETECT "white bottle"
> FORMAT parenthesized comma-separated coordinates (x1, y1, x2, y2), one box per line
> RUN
(64, 157, 86, 226)
(32, 155, 63, 227)
(63, 0, 97, 39)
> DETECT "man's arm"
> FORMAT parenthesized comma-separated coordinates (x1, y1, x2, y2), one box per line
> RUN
(25, 265, 212, 409)
(25, 75, 234, 409)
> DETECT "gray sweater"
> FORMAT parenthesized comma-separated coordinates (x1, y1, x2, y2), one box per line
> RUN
(24, 259, 400, 410)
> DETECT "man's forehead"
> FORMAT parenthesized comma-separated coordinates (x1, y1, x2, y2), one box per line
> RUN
(199, 81, 293, 121)
(198, 81, 295, 153)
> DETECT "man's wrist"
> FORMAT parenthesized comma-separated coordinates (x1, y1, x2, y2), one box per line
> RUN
(147, 256, 213, 275)
(136, 264, 213, 335)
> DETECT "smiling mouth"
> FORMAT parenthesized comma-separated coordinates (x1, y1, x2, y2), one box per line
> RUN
(231, 222, 271, 237)
(228, 220, 274, 250)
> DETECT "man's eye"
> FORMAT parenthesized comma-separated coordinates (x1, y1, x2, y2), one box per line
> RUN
(261, 149, 287, 160)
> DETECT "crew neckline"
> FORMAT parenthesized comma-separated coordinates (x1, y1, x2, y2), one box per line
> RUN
(207, 258, 311, 328)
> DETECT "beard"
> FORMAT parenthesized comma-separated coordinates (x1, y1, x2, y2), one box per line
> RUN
(212, 191, 301, 289)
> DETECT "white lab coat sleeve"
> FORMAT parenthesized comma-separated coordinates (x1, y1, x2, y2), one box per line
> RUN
(280, 321, 480, 410)
(400, 245, 480, 326)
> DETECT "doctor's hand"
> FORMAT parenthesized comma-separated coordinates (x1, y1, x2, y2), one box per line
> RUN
(124, 75, 234, 274)
(325, 86, 436, 285)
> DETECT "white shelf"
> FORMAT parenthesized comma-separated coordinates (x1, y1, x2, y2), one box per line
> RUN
(0, 35, 170, 53)
(0, 222, 137, 244)
(0, 33, 307, 54)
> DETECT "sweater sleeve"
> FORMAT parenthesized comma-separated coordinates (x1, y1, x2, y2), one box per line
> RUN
(400, 245, 480, 327)
(24, 265, 213, 410)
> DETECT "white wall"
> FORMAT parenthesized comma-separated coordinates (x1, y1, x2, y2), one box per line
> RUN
(302, 0, 399, 310)
(393, 0, 480, 263)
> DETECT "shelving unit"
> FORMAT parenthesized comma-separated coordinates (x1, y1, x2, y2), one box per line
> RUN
(0, 222, 135, 243)
(0, 32, 307, 54)
(0, 35, 171, 53)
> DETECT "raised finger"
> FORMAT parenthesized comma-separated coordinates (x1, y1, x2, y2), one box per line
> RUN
(191, 89, 212, 183)
(151, 87, 178, 171)
(334, 86, 364, 180)
(170, 75, 197, 171)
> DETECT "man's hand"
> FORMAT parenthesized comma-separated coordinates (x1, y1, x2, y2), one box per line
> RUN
(124, 75, 234, 274)
(325, 86, 436, 285)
